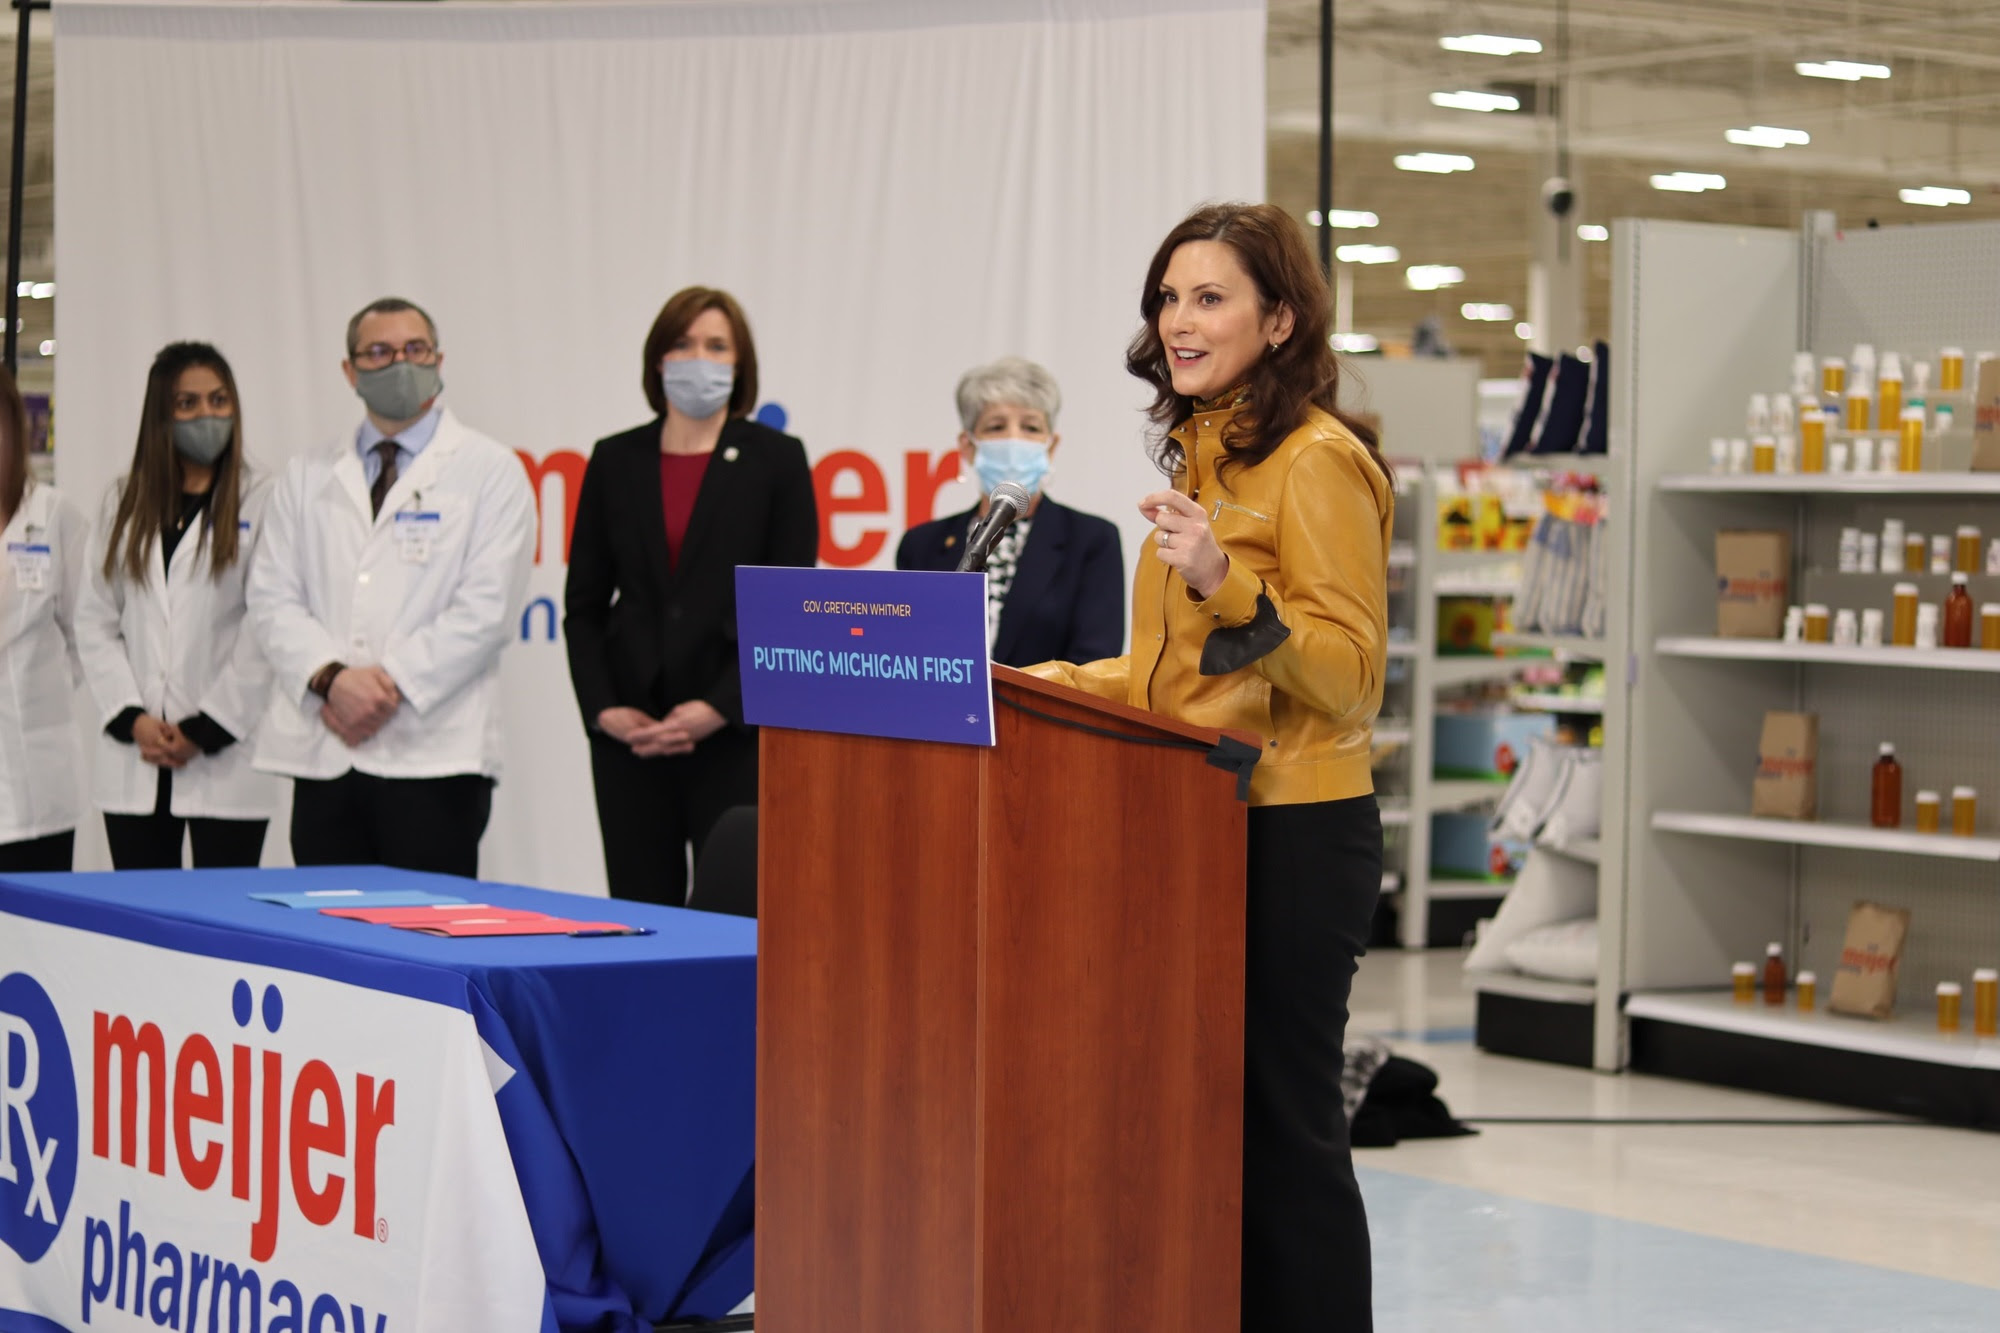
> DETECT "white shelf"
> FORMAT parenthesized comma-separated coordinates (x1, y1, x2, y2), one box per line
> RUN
(1626, 991, 2000, 1071)
(1372, 723, 1413, 747)
(1434, 548, 1525, 573)
(1513, 692, 1606, 714)
(1490, 631, 1608, 660)
(1536, 837, 1602, 865)
(1425, 877, 1513, 900)
(1434, 577, 1520, 597)
(1467, 969, 1596, 1005)
(1432, 655, 1528, 688)
(1429, 777, 1511, 810)
(1388, 542, 1418, 569)
(1387, 640, 1420, 660)
(1655, 636, 2000, 673)
(1381, 803, 1412, 828)
(1659, 471, 2000, 495)
(1381, 872, 1402, 894)
(1650, 810, 2000, 863)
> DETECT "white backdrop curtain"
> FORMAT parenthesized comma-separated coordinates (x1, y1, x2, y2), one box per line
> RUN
(52, 0, 1266, 890)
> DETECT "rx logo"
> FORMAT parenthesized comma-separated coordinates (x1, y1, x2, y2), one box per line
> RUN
(0, 972, 76, 1263)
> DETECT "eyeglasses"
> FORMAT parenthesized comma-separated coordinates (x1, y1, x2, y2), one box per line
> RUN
(350, 340, 438, 370)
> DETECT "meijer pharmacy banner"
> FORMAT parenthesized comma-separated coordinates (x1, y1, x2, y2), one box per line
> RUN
(0, 913, 544, 1331)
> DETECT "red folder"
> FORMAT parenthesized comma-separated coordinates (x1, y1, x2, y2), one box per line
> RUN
(322, 903, 647, 937)
(322, 904, 542, 925)
(400, 916, 643, 937)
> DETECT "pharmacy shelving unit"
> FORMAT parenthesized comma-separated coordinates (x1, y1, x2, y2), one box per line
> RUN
(1374, 476, 1422, 918)
(1613, 213, 2000, 1124)
(1395, 469, 1550, 950)
(1458, 450, 1625, 1065)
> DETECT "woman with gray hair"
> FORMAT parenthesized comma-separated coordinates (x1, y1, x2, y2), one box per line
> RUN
(895, 356, 1124, 666)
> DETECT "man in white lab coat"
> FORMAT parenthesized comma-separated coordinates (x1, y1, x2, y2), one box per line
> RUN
(247, 298, 535, 877)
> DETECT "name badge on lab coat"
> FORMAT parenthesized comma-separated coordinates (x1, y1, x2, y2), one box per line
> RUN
(394, 511, 440, 563)
(7, 540, 51, 591)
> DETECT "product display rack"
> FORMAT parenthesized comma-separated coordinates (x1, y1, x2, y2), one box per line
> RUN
(1448, 472, 1633, 1067)
(1612, 213, 2000, 1126)
(1390, 467, 1550, 949)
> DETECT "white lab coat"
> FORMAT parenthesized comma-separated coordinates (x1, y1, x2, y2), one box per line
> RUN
(0, 481, 88, 844)
(246, 408, 535, 781)
(74, 473, 279, 819)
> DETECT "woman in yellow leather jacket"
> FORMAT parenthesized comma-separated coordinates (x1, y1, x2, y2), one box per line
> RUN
(1030, 202, 1392, 1331)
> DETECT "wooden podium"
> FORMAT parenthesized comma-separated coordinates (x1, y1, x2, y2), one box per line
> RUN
(756, 665, 1250, 1333)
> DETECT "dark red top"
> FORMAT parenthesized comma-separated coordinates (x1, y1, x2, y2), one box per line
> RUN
(660, 451, 712, 571)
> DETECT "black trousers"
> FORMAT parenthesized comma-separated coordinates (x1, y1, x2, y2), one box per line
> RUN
(589, 726, 756, 906)
(1242, 795, 1382, 1333)
(104, 770, 268, 870)
(0, 829, 74, 873)
(290, 770, 494, 879)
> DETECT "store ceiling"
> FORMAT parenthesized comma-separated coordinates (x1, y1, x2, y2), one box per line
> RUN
(1268, 0, 2000, 372)
(8, 6, 2000, 379)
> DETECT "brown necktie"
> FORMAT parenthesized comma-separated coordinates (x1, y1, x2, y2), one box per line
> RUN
(369, 440, 401, 518)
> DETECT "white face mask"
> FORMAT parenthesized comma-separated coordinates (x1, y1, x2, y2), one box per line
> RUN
(660, 357, 735, 419)
(971, 438, 1051, 495)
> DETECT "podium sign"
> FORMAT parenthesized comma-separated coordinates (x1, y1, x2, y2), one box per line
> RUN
(736, 566, 995, 746)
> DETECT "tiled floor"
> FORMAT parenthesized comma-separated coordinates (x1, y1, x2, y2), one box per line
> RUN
(735, 949, 2000, 1328)
(1352, 949, 2000, 1328)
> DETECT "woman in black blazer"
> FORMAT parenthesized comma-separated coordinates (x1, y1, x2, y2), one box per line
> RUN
(565, 286, 818, 905)
(895, 357, 1123, 667)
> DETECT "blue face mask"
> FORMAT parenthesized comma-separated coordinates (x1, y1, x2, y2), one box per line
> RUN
(971, 438, 1051, 496)
(659, 357, 735, 420)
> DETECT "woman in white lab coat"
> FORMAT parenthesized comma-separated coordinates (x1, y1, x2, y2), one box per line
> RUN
(0, 364, 87, 872)
(76, 342, 275, 868)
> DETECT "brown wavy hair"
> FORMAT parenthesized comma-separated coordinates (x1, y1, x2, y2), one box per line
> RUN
(104, 342, 247, 584)
(1127, 202, 1387, 484)
(641, 286, 759, 418)
(0, 365, 24, 525)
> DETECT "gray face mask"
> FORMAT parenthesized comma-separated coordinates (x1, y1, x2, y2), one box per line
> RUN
(171, 415, 235, 467)
(354, 360, 443, 422)
(659, 357, 735, 420)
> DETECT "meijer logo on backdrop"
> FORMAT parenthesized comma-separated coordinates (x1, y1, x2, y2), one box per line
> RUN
(0, 972, 79, 1265)
(515, 403, 964, 573)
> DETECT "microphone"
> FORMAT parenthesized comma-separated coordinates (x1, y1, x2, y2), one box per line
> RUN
(955, 482, 1033, 573)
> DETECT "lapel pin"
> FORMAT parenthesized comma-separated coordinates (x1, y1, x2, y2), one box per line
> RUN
(723, 446, 740, 462)
(944, 535, 958, 549)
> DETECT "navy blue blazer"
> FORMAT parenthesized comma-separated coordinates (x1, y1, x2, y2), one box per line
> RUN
(895, 496, 1125, 668)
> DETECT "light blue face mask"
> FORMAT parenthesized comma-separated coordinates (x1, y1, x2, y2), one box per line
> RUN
(971, 438, 1051, 496)
(660, 357, 735, 420)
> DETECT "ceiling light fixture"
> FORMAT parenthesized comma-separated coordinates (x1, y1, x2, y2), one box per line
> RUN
(1406, 265, 1466, 292)
(1330, 333, 1381, 353)
(1515, 322, 1534, 341)
(1430, 90, 1521, 113)
(1900, 186, 1972, 207)
(1576, 224, 1609, 241)
(37, 340, 53, 357)
(1309, 209, 1380, 228)
(1395, 152, 1476, 174)
(1460, 303, 1515, 322)
(1651, 171, 1727, 193)
(1439, 34, 1542, 57)
(1336, 244, 1401, 265)
(1724, 125, 1810, 148)
(1795, 60, 1890, 81)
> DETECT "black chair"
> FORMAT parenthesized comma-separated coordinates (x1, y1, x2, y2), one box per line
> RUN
(689, 805, 758, 918)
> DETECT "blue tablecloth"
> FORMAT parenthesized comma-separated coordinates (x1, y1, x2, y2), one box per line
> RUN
(0, 867, 756, 1330)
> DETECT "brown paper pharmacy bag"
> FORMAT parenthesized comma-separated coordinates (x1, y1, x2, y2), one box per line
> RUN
(1828, 901, 1911, 1020)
